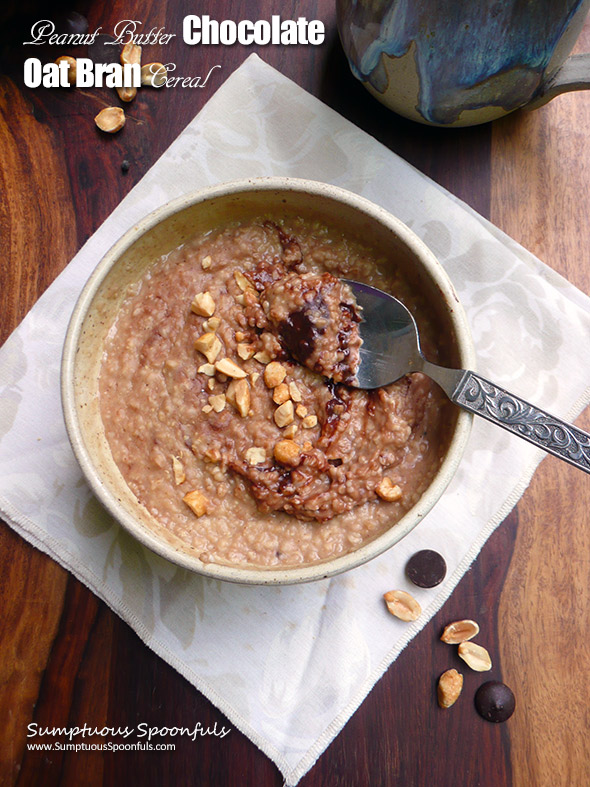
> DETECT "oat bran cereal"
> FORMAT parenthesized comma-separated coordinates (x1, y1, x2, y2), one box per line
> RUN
(99, 215, 453, 568)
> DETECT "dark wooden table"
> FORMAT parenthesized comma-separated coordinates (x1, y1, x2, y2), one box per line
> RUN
(2, 2, 590, 785)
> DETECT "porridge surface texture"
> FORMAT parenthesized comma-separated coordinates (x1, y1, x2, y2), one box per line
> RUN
(99, 216, 452, 568)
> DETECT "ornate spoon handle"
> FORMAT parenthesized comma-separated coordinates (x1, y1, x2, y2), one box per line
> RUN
(448, 370, 590, 473)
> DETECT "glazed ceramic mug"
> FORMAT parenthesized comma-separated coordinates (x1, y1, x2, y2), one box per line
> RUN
(337, 0, 590, 126)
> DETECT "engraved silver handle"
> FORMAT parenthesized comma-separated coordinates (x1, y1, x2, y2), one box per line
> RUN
(423, 365, 590, 474)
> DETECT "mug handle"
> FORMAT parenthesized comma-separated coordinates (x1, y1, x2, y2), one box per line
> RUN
(527, 53, 590, 109)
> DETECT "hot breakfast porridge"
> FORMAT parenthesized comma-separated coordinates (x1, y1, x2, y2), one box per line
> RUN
(99, 216, 454, 568)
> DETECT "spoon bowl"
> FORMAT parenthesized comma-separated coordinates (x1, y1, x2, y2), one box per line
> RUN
(344, 279, 424, 388)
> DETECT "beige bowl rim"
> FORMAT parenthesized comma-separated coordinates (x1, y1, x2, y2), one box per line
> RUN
(61, 176, 476, 585)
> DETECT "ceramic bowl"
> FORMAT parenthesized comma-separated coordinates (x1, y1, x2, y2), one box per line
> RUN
(61, 177, 475, 585)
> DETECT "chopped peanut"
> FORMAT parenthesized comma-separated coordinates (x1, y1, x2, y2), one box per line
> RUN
(227, 378, 251, 417)
(203, 316, 220, 332)
(288, 382, 302, 402)
(302, 414, 318, 429)
(201, 255, 212, 270)
(264, 361, 287, 388)
(203, 446, 220, 462)
(183, 489, 207, 517)
(237, 342, 256, 361)
(215, 358, 247, 379)
(171, 456, 185, 485)
(208, 394, 226, 413)
(295, 404, 308, 418)
(245, 447, 266, 465)
(140, 62, 167, 87)
(116, 85, 136, 102)
(274, 400, 294, 427)
(376, 477, 402, 502)
(253, 350, 272, 364)
(273, 439, 301, 467)
(191, 291, 216, 317)
(272, 383, 290, 405)
(234, 270, 253, 292)
(121, 43, 142, 66)
(283, 423, 298, 439)
(94, 107, 125, 133)
(197, 363, 215, 376)
(55, 55, 77, 84)
(194, 332, 222, 363)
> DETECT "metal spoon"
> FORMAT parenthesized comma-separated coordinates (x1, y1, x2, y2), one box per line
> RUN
(345, 279, 590, 474)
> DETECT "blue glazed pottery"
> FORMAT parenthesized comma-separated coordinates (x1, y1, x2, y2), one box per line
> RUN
(337, 0, 590, 126)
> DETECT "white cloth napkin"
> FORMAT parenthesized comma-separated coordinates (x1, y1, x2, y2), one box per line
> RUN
(2, 55, 590, 785)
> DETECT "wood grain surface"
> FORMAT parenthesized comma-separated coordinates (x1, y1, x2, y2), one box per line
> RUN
(1, 2, 589, 786)
(491, 23, 590, 787)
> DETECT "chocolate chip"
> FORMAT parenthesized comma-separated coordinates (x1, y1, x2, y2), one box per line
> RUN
(406, 549, 447, 588)
(474, 681, 515, 723)
(88, 34, 120, 65)
(56, 11, 89, 35)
